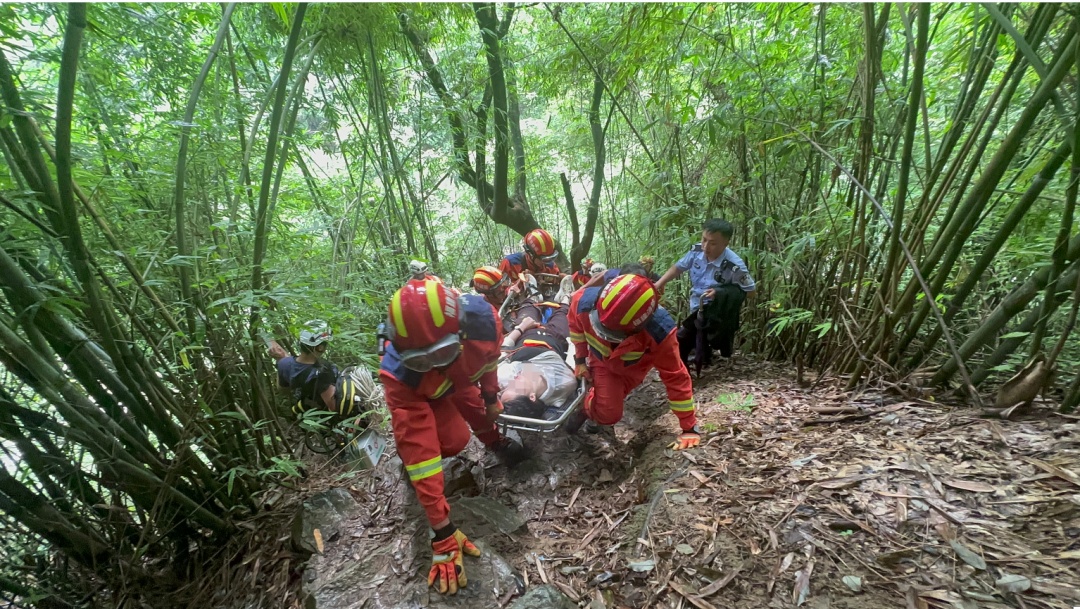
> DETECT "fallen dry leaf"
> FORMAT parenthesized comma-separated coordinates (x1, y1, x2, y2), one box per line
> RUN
(941, 478, 996, 493)
(814, 474, 878, 489)
(949, 540, 986, 570)
(842, 575, 862, 593)
(793, 559, 814, 606)
(667, 580, 719, 609)
(995, 573, 1031, 594)
(1021, 456, 1080, 488)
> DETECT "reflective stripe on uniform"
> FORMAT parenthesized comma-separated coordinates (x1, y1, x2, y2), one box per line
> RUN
(405, 456, 442, 481)
(620, 351, 644, 361)
(569, 331, 585, 342)
(669, 398, 695, 412)
(585, 333, 612, 357)
(431, 378, 453, 399)
(468, 360, 498, 382)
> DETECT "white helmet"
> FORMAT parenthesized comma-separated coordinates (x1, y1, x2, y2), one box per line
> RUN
(299, 320, 332, 347)
(408, 260, 429, 278)
(589, 262, 608, 276)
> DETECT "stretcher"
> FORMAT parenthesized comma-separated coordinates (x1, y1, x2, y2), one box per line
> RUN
(532, 272, 564, 301)
(496, 379, 586, 434)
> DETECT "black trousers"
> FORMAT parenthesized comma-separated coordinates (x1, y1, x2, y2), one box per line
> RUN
(510, 303, 570, 357)
(677, 284, 747, 363)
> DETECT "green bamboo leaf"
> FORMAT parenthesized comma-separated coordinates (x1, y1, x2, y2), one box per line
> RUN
(980, 4, 1046, 79)
(270, 2, 289, 27)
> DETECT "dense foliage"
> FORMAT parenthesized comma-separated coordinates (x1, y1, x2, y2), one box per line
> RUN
(0, 2, 1078, 606)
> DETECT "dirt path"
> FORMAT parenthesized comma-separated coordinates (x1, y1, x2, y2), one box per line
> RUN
(298, 357, 1080, 609)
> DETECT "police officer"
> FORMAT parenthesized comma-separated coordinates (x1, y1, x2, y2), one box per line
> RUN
(654, 219, 756, 367)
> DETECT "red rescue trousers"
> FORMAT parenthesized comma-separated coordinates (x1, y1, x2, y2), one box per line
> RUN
(390, 384, 501, 527)
(584, 357, 697, 431)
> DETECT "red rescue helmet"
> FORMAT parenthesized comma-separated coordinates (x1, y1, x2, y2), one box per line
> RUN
(387, 279, 461, 351)
(523, 228, 557, 259)
(591, 274, 658, 342)
(471, 266, 505, 293)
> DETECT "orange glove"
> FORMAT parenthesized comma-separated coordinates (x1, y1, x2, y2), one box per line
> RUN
(574, 363, 592, 382)
(485, 399, 504, 423)
(428, 528, 481, 595)
(670, 426, 701, 451)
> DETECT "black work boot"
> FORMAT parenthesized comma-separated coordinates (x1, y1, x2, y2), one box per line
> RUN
(492, 437, 530, 468)
(564, 407, 589, 434)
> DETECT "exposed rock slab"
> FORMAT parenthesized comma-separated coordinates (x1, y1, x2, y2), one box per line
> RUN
(507, 585, 578, 609)
(292, 488, 359, 554)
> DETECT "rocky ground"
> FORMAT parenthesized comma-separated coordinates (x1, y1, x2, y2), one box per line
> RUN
(284, 357, 1080, 609)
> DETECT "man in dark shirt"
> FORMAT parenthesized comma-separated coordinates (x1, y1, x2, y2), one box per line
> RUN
(270, 320, 340, 413)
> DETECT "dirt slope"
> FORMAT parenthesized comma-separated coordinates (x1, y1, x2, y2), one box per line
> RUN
(298, 357, 1080, 609)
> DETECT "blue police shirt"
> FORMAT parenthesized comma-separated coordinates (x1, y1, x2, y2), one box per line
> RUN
(675, 244, 755, 311)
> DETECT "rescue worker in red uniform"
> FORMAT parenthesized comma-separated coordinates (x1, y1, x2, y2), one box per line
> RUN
(471, 266, 509, 309)
(499, 228, 562, 283)
(568, 273, 702, 450)
(379, 279, 527, 595)
(571, 258, 594, 290)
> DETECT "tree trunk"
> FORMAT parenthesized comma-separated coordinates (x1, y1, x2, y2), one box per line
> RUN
(172, 3, 237, 337)
(569, 74, 606, 269)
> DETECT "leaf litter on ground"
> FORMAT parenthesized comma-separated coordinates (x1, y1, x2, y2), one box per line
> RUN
(262, 357, 1080, 609)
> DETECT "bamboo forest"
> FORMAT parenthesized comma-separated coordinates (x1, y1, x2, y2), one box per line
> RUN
(2, 3, 1080, 608)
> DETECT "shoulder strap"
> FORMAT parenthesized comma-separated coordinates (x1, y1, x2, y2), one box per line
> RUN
(576, 287, 601, 314)
(645, 307, 677, 343)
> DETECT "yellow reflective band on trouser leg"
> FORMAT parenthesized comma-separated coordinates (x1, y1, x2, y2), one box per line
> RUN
(405, 456, 443, 482)
(669, 399, 695, 412)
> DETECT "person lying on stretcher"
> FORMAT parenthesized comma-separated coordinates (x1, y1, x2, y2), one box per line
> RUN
(497, 302, 578, 420)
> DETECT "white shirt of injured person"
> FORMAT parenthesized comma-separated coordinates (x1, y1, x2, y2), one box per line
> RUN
(498, 351, 577, 416)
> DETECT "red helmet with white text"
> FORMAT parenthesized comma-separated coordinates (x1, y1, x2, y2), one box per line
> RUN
(523, 228, 557, 260)
(591, 274, 658, 342)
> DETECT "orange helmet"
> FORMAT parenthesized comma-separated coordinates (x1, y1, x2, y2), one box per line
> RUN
(471, 266, 505, 293)
(523, 228, 557, 259)
(591, 274, 658, 342)
(387, 279, 460, 351)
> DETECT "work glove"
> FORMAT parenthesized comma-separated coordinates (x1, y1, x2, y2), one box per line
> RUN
(428, 527, 481, 595)
(485, 399, 504, 423)
(670, 425, 702, 451)
(574, 360, 592, 382)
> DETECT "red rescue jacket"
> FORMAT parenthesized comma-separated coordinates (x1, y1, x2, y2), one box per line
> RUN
(568, 287, 695, 427)
(499, 252, 560, 283)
